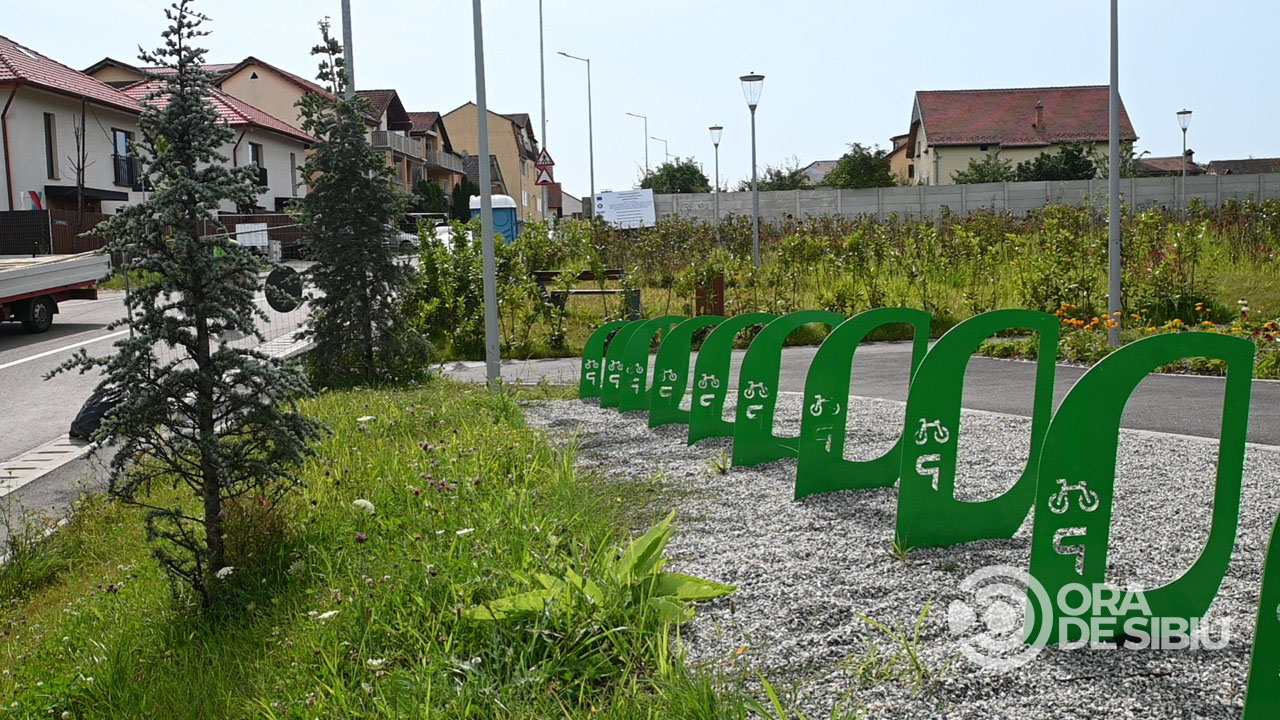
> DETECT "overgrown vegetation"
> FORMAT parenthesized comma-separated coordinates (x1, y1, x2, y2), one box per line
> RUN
(54, 1, 322, 606)
(642, 157, 713, 194)
(0, 381, 778, 719)
(410, 199, 1280, 371)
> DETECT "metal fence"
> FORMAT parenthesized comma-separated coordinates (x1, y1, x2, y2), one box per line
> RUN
(657, 172, 1280, 223)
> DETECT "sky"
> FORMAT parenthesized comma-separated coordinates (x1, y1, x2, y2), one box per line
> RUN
(9, 1, 1280, 198)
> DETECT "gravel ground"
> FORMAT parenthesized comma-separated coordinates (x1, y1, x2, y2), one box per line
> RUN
(524, 394, 1280, 719)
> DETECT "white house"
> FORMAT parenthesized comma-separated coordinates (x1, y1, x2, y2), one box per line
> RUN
(123, 80, 314, 213)
(0, 35, 146, 214)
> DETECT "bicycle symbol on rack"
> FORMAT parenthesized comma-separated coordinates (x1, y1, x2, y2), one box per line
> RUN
(914, 418, 951, 445)
(1046, 479, 1100, 514)
(743, 381, 769, 399)
(660, 368, 678, 383)
(809, 394, 842, 417)
(697, 373, 720, 390)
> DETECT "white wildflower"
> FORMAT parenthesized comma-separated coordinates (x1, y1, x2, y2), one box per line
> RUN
(456, 527, 475, 536)
(308, 610, 339, 621)
(214, 566, 235, 580)
(352, 499, 376, 515)
(356, 415, 376, 423)
(366, 658, 386, 669)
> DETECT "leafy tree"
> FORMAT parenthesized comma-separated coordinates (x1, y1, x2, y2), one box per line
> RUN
(57, 0, 322, 607)
(450, 177, 480, 222)
(820, 143, 895, 189)
(1014, 142, 1097, 182)
(412, 179, 449, 214)
(1087, 141, 1139, 179)
(640, 157, 711, 194)
(295, 21, 430, 385)
(736, 157, 810, 191)
(951, 154, 1016, 184)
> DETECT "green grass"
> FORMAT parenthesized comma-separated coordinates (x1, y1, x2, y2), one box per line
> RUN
(0, 379, 780, 719)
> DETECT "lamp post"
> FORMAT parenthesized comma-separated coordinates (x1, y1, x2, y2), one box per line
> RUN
(538, 0, 548, 224)
(626, 112, 648, 177)
(1107, 1, 1121, 347)
(558, 51, 594, 203)
(472, 0, 500, 385)
(709, 125, 723, 243)
(1178, 108, 1192, 215)
(740, 72, 764, 267)
(651, 136, 671, 161)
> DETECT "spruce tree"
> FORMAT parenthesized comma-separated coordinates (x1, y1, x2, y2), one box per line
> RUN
(295, 22, 430, 386)
(57, 0, 322, 607)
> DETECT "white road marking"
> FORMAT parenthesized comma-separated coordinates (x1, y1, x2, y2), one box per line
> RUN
(0, 330, 128, 371)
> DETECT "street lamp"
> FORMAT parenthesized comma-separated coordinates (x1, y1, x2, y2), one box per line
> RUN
(1178, 108, 1193, 214)
(651, 136, 671, 161)
(558, 51, 594, 203)
(625, 112, 648, 177)
(709, 125, 723, 243)
(740, 72, 764, 267)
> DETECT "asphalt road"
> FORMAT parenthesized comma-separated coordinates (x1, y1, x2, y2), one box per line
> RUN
(443, 341, 1280, 446)
(0, 286, 309, 465)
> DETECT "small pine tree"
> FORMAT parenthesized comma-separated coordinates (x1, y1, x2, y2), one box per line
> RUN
(450, 177, 480, 222)
(57, 0, 323, 607)
(295, 21, 430, 386)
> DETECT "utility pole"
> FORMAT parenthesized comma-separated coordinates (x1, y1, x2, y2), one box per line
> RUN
(539, 0, 549, 224)
(473, 0, 501, 385)
(1107, 0, 1121, 347)
(341, 0, 355, 100)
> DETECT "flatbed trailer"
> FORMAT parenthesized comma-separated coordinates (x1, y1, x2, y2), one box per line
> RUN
(0, 252, 111, 333)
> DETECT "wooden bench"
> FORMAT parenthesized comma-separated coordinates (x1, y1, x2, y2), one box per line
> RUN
(532, 268, 641, 320)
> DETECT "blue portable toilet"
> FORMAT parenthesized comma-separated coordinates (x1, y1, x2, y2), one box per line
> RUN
(469, 194, 519, 243)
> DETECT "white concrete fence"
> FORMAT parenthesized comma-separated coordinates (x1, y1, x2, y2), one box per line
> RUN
(656, 173, 1280, 223)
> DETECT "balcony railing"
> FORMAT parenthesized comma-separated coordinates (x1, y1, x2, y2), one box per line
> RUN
(370, 130, 424, 161)
(424, 149, 464, 174)
(112, 154, 139, 187)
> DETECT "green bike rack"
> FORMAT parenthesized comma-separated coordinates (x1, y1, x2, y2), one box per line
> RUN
(895, 309, 1059, 549)
(579, 320, 631, 399)
(648, 316, 727, 428)
(1245, 508, 1280, 719)
(618, 315, 686, 412)
(599, 321, 646, 408)
(794, 308, 932, 499)
(731, 310, 844, 467)
(1025, 332, 1253, 646)
(687, 313, 777, 445)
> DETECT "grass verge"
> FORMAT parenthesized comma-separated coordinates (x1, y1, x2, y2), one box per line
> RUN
(0, 379, 760, 719)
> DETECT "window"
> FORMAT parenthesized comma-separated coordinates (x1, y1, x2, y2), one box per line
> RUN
(111, 128, 134, 186)
(520, 158, 527, 176)
(908, 164, 915, 179)
(249, 142, 264, 167)
(522, 190, 528, 207)
(535, 197, 541, 212)
(43, 113, 58, 180)
(290, 152, 298, 196)
(979, 144, 989, 152)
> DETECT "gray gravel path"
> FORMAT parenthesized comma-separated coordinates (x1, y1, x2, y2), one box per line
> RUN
(525, 395, 1280, 719)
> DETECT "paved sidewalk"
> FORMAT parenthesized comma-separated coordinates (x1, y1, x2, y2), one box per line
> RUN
(442, 341, 1280, 446)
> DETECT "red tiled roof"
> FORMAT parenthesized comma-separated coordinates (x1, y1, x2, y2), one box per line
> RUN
(406, 111, 440, 134)
(0, 35, 142, 114)
(138, 62, 241, 76)
(123, 79, 314, 145)
(916, 86, 1137, 148)
(1207, 158, 1280, 176)
(355, 90, 397, 116)
(1133, 155, 1203, 175)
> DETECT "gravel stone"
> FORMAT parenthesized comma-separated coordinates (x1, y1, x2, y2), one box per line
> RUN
(525, 394, 1280, 719)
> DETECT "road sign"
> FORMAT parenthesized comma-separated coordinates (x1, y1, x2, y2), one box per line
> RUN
(535, 165, 555, 186)
(536, 148, 554, 168)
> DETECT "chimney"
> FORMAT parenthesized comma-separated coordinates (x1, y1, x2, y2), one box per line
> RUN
(1034, 100, 1044, 130)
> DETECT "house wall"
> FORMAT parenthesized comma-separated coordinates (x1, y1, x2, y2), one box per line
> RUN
(915, 138, 1111, 185)
(655, 173, 1280, 222)
(221, 126, 308, 213)
(218, 64, 308, 130)
(89, 66, 145, 86)
(0, 86, 144, 213)
(442, 104, 543, 221)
